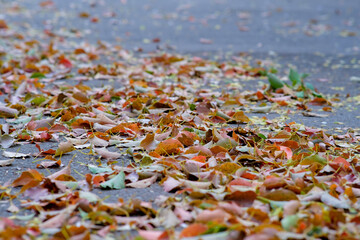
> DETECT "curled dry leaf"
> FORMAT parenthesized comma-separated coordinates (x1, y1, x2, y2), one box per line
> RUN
(48, 159, 72, 180)
(0, 106, 19, 118)
(55, 141, 74, 156)
(7, 202, 19, 213)
(2, 151, 29, 158)
(0, 159, 14, 166)
(36, 160, 61, 169)
(127, 174, 158, 188)
(94, 147, 121, 160)
(0, 135, 15, 148)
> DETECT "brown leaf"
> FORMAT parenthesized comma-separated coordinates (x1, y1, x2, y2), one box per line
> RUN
(177, 131, 198, 147)
(263, 177, 287, 190)
(261, 189, 298, 201)
(225, 190, 257, 207)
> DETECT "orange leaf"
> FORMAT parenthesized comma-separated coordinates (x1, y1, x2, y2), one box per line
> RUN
(140, 133, 156, 150)
(191, 156, 207, 163)
(210, 145, 228, 155)
(329, 156, 351, 172)
(241, 171, 258, 180)
(185, 146, 212, 157)
(179, 223, 207, 238)
(230, 111, 250, 123)
(155, 138, 184, 156)
(279, 146, 292, 159)
(13, 169, 43, 187)
(71, 119, 93, 129)
(93, 175, 105, 187)
(106, 123, 141, 135)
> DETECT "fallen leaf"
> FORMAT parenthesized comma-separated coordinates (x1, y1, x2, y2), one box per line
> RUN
(155, 138, 184, 155)
(2, 151, 29, 158)
(55, 141, 75, 156)
(94, 148, 121, 160)
(100, 171, 125, 189)
(0, 135, 14, 148)
(0, 159, 14, 166)
(127, 174, 157, 188)
(179, 223, 208, 238)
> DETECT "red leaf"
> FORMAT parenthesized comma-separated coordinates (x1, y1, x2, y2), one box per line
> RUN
(59, 57, 72, 68)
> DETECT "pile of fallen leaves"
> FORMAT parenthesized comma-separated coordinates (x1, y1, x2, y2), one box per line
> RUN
(0, 18, 360, 240)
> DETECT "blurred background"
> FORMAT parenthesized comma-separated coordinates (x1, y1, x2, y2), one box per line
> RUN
(0, 0, 359, 56)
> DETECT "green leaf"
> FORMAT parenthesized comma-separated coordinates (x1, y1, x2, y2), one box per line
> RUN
(189, 103, 196, 111)
(134, 237, 146, 240)
(281, 215, 299, 231)
(305, 82, 315, 91)
(301, 73, 309, 80)
(289, 69, 300, 86)
(312, 91, 323, 98)
(269, 67, 278, 74)
(79, 191, 99, 202)
(257, 133, 267, 140)
(184, 127, 194, 132)
(199, 202, 214, 209)
(65, 182, 79, 189)
(79, 208, 89, 220)
(12, 213, 35, 221)
(296, 91, 305, 98)
(88, 164, 113, 174)
(299, 154, 327, 166)
(31, 96, 46, 106)
(140, 155, 153, 166)
(203, 224, 227, 234)
(134, 85, 148, 93)
(215, 111, 230, 121)
(216, 138, 238, 149)
(267, 73, 284, 89)
(30, 72, 45, 79)
(100, 171, 125, 189)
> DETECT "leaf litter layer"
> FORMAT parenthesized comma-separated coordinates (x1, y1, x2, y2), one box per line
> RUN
(0, 19, 360, 240)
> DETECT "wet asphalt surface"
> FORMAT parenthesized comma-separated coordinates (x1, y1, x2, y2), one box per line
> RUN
(0, 0, 359, 219)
